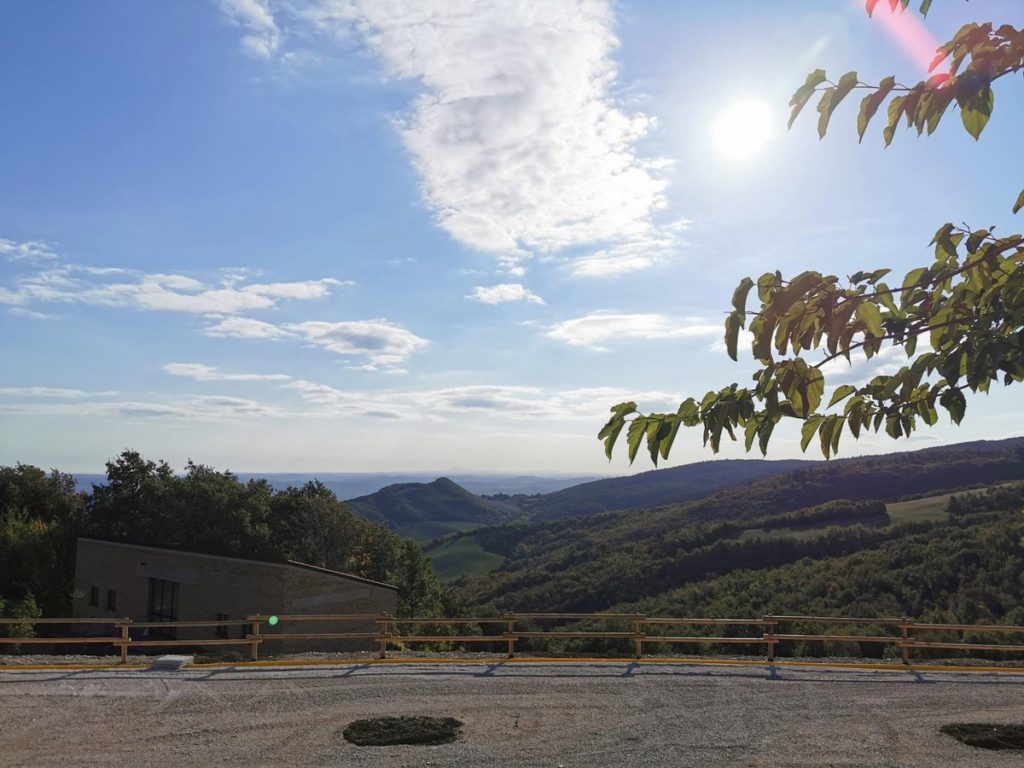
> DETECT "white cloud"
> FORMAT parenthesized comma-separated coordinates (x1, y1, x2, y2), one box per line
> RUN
(242, 278, 344, 299)
(7, 307, 58, 320)
(821, 344, 916, 385)
(228, 1, 675, 272)
(203, 316, 293, 339)
(547, 311, 721, 350)
(217, 0, 281, 59)
(0, 255, 343, 316)
(163, 363, 292, 382)
(467, 283, 544, 305)
(0, 387, 90, 399)
(284, 319, 430, 369)
(0, 394, 284, 420)
(0, 238, 58, 261)
(284, 379, 680, 421)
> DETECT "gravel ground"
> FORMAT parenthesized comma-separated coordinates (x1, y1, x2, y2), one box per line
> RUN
(2, 661, 1023, 767)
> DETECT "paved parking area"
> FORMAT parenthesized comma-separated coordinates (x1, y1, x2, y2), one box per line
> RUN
(2, 661, 1023, 767)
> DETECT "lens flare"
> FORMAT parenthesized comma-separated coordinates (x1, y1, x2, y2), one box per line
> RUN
(871, 4, 945, 75)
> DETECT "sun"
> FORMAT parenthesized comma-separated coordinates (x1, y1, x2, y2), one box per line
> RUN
(711, 99, 776, 161)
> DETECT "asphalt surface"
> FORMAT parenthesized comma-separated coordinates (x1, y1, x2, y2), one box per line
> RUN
(2, 661, 1023, 767)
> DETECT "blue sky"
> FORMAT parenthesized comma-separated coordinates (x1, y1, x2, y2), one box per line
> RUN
(2, 0, 1021, 473)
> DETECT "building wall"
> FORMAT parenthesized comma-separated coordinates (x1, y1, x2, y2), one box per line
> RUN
(72, 538, 397, 654)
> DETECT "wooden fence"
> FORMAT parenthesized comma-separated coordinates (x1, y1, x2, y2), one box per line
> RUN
(2, 613, 1024, 664)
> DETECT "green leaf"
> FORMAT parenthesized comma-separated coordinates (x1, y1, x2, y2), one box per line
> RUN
(800, 415, 823, 453)
(855, 301, 884, 336)
(959, 85, 993, 140)
(1013, 189, 1024, 215)
(902, 267, 928, 291)
(597, 408, 631, 459)
(939, 388, 967, 425)
(817, 71, 858, 139)
(856, 76, 896, 142)
(919, 0, 933, 16)
(757, 419, 776, 457)
(646, 419, 664, 465)
(724, 314, 742, 362)
(828, 385, 858, 408)
(883, 95, 907, 146)
(965, 229, 990, 254)
(789, 69, 828, 129)
(625, 418, 647, 465)
(731, 276, 755, 315)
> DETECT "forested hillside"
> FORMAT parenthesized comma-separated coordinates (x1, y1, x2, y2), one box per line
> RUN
(448, 439, 1024, 607)
(345, 477, 526, 540)
(505, 458, 811, 520)
(628, 484, 1024, 626)
(0, 451, 449, 625)
(465, 483, 1024, 632)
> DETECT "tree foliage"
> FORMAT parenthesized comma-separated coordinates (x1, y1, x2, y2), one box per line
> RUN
(0, 451, 448, 619)
(602, 1, 1023, 462)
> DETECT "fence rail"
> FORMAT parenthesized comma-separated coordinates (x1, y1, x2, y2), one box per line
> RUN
(2, 613, 1024, 664)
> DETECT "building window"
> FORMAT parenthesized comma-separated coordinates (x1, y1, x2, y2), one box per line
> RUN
(106, 589, 117, 611)
(147, 577, 179, 639)
(89, 586, 99, 607)
(216, 614, 229, 639)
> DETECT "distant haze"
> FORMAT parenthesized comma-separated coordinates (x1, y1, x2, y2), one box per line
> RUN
(74, 472, 605, 500)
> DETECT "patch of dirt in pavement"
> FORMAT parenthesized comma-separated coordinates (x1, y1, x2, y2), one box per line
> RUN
(940, 723, 1024, 751)
(342, 716, 463, 746)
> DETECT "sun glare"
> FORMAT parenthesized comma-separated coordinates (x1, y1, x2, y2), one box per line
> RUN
(711, 99, 775, 161)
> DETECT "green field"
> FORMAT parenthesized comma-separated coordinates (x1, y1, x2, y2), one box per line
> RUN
(885, 494, 953, 525)
(426, 534, 505, 582)
(396, 520, 484, 543)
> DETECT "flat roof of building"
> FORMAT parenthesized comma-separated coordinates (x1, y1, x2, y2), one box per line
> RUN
(78, 537, 398, 591)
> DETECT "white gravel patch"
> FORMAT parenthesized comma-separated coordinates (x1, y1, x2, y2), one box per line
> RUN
(2, 661, 1024, 766)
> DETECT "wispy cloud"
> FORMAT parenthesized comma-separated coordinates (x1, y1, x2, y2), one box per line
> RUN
(467, 283, 544, 305)
(203, 316, 293, 339)
(284, 380, 680, 421)
(0, 237, 58, 262)
(0, 387, 90, 399)
(0, 395, 284, 420)
(7, 307, 58, 320)
(547, 311, 720, 350)
(222, 0, 677, 275)
(217, 0, 281, 59)
(163, 363, 292, 382)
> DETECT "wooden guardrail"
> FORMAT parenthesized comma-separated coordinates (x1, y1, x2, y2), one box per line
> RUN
(3, 613, 1024, 664)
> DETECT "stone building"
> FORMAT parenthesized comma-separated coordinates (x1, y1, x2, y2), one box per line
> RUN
(72, 537, 398, 653)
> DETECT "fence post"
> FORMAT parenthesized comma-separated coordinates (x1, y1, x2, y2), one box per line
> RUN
(900, 618, 911, 665)
(764, 616, 776, 663)
(633, 616, 644, 660)
(505, 614, 516, 660)
(249, 615, 261, 661)
(119, 618, 131, 664)
(378, 613, 390, 659)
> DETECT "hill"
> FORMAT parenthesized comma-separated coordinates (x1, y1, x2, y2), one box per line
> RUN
(442, 438, 1024, 602)
(344, 477, 527, 540)
(505, 458, 812, 520)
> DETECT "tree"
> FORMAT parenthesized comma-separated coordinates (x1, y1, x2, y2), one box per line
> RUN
(0, 465, 85, 615)
(601, 1, 1023, 463)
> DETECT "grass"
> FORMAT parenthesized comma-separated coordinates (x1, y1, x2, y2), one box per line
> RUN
(395, 520, 485, 543)
(886, 494, 953, 525)
(426, 534, 505, 582)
